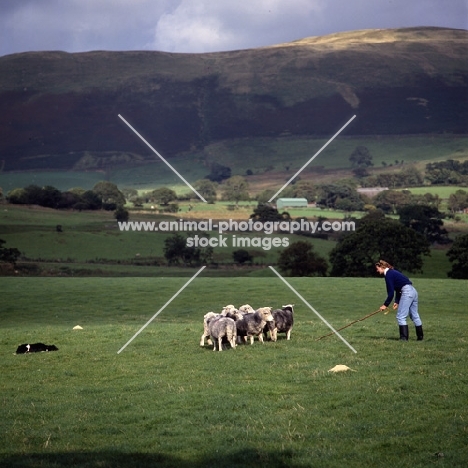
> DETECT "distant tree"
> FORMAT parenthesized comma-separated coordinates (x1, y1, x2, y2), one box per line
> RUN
(418, 192, 442, 209)
(0, 239, 20, 266)
(151, 187, 177, 206)
(7, 185, 62, 207)
(425, 160, 468, 185)
(277, 241, 328, 277)
(114, 206, 129, 222)
(317, 183, 364, 211)
(23, 185, 44, 205)
(349, 146, 373, 167)
(206, 162, 232, 183)
(448, 190, 468, 214)
(40, 185, 62, 208)
(256, 190, 277, 204)
(250, 204, 289, 222)
(163, 234, 187, 265)
(163, 233, 212, 266)
(329, 214, 430, 277)
(447, 234, 468, 279)
(80, 190, 102, 210)
(221, 176, 250, 207)
(57, 191, 82, 209)
(121, 188, 138, 201)
(7, 188, 28, 204)
(400, 166, 424, 186)
(194, 179, 218, 203)
(335, 197, 361, 212)
(397, 204, 450, 244)
(232, 249, 253, 265)
(374, 189, 412, 214)
(290, 181, 317, 202)
(92, 181, 126, 208)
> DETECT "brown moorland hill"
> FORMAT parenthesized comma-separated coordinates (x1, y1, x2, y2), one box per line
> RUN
(0, 27, 466, 171)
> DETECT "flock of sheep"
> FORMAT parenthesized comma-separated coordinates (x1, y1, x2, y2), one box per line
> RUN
(200, 304, 294, 351)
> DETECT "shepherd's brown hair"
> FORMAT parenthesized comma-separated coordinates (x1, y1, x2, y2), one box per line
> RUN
(375, 260, 393, 269)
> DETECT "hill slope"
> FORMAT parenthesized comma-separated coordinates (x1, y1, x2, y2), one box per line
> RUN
(0, 27, 467, 171)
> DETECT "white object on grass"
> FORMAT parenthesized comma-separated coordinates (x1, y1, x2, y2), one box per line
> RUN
(328, 365, 356, 373)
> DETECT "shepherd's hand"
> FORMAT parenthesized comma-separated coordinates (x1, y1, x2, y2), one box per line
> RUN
(393, 303, 398, 310)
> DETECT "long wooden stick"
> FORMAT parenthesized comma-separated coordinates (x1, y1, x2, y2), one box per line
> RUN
(316, 309, 382, 341)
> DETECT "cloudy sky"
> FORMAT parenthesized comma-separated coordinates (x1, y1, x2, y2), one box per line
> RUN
(1, 0, 467, 57)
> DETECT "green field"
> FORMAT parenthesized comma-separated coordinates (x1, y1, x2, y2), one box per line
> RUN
(1, 135, 467, 194)
(1, 202, 466, 278)
(0, 202, 462, 279)
(0, 276, 467, 468)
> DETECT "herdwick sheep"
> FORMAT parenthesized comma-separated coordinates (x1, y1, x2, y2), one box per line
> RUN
(206, 316, 237, 351)
(238, 304, 255, 314)
(221, 304, 237, 315)
(200, 312, 218, 346)
(268, 304, 295, 341)
(235, 307, 274, 345)
(200, 307, 244, 347)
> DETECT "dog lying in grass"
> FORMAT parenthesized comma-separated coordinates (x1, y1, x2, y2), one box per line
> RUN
(16, 343, 58, 354)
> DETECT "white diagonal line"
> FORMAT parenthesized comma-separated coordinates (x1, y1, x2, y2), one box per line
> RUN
(118, 114, 207, 203)
(268, 266, 357, 353)
(117, 266, 206, 354)
(268, 114, 356, 202)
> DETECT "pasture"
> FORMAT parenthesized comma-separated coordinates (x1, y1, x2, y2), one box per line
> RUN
(1, 134, 467, 194)
(1, 276, 467, 467)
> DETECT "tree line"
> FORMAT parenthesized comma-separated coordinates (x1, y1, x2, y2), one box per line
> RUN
(159, 203, 468, 279)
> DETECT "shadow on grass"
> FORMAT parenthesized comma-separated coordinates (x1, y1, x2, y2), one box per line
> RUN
(1, 448, 304, 468)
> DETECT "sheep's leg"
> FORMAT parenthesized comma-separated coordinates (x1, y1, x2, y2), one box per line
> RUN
(218, 337, 223, 351)
(286, 328, 292, 340)
(272, 328, 278, 342)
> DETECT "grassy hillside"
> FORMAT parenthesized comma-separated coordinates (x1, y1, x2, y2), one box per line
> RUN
(0, 277, 467, 467)
(1, 134, 467, 194)
(0, 27, 466, 172)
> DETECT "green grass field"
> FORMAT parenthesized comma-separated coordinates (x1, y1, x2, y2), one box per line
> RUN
(1, 202, 465, 278)
(1, 135, 467, 193)
(1, 276, 467, 468)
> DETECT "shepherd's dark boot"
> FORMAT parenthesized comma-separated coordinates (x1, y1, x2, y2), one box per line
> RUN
(416, 325, 424, 341)
(399, 325, 409, 341)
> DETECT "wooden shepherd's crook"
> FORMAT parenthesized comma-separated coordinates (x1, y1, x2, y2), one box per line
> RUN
(316, 309, 382, 341)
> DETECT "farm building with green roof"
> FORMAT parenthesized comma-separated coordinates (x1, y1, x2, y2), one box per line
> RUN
(276, 198, 308, 210)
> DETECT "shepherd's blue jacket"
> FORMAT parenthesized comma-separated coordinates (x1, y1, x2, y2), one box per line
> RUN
(383, 269, 412, 307)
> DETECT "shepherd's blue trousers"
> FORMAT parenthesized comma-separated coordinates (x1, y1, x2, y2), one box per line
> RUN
(396, 284, 422, 326)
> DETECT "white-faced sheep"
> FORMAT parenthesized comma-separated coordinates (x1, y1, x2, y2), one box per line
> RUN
(238, 304, 255, 314)
(206, 316, 237, 351)
(221, 304, 237, 315)
(235, 307, 274, 344)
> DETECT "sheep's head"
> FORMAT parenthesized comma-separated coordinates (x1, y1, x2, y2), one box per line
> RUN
(257, 307, 274, 322)
(204, 312, 218, 322)
(221, 304, 236, 315)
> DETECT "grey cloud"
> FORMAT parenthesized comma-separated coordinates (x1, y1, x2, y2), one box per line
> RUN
(1, 0, 467, 57)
